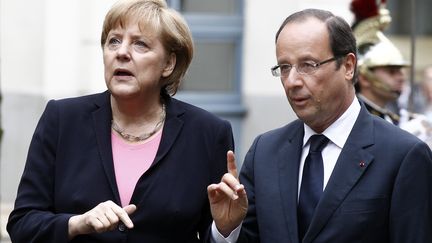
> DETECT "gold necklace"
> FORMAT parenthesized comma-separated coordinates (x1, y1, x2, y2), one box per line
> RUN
(112, 104, 166, 142)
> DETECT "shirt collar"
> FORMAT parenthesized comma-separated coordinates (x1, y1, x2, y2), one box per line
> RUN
(303, 96, 361, 148)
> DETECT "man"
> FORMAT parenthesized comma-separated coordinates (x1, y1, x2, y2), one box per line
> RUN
(351, 0, 408, 125)
(208, 8, 432, 243)
(351, 0, 432, 147)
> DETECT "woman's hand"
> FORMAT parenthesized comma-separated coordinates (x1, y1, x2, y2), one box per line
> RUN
(207, 151, 248, 237)
(68, 200, 136, 239)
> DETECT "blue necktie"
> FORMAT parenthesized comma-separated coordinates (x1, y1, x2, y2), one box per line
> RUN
(298, 134, 329, 241)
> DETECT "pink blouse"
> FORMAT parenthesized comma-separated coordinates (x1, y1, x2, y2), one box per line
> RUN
(111, 129, 162, 207)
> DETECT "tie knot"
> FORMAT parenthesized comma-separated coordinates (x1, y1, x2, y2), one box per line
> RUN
(309, 134, 329, 152)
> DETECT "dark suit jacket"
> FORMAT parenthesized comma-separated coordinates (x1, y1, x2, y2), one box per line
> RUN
(237, 104, 432, 243)
(7, 91, 234, 243)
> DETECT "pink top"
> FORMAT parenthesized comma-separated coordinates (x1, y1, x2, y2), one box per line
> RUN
(111, 129, 163, 207)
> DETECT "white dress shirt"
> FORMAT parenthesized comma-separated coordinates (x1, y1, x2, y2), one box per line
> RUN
(211, 97, 361, 243)
(299, 96, 360, 195)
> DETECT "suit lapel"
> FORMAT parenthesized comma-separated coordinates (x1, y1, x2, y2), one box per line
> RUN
(91, 94, 185, 203)
(151, 97, 184, 168)
(278, 121, 304, 243)
(92, 91, 122, 204)
(304, 106, 375, 242)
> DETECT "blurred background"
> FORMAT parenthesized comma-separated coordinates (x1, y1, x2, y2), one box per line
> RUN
(1, 0, 431, 241)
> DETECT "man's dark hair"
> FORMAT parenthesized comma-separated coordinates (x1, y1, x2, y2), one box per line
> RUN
(275, 9, 358, 83)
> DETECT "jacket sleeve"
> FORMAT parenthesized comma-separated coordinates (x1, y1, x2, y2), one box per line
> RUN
(200, 119, 234, 242)
(236, 135, 261, 243)
(7, 100, 72, 243)
(390, 140, 432, 242)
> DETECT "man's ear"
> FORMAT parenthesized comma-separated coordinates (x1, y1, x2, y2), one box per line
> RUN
(162, 52, 176, 78)
(344, 52, 356, 81)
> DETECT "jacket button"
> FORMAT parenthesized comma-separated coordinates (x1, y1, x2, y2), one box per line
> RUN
(118, 223, 126, 232)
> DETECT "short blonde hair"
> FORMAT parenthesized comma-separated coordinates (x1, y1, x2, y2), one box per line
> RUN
(101, 0, 194, 95)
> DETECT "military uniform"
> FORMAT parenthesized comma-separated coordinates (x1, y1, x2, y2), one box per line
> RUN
(357, 94, 400, 125)
(351, 0, 432, 147)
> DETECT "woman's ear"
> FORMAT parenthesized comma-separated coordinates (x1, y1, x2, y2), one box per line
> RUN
(162, 52, 176, 77)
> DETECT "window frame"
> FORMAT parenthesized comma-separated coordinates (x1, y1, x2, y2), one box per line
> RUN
(168, 0, 246, 155)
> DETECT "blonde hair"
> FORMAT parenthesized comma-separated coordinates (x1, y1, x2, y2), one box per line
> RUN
(101, 0, 194, 95)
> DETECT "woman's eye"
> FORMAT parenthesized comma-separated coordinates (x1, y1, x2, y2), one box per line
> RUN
(134, 41, 147, 48)
(108, 38, 121, 46)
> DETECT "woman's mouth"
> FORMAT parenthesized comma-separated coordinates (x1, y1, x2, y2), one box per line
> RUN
(113, 69, 134, 80)
(114, 69, 133, 76)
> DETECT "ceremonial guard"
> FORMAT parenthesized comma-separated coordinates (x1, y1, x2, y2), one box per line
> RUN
(351, 0, 432, 146)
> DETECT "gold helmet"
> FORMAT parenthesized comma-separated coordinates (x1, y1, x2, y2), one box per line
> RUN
(351, 0, 409, 95)
(351, 0, 409, 68)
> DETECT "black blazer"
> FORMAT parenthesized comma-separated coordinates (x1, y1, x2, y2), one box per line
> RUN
(237, 104, 432, 243)
(7, 91, 234, 243)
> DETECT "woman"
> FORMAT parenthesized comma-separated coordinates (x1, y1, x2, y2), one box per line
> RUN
(6, 0, 234, 242)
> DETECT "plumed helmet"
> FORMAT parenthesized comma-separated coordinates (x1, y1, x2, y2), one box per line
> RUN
(351, 0, 409, 70)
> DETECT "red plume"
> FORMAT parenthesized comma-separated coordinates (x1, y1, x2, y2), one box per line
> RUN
(350, 0, 381, 23)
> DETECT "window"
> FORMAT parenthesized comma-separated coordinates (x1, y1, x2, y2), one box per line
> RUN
(180, 0, 237, 14)
(181, 41, 236, 92)
(168, 0, 245, 155)
(168, 0, 243, 94)
(386, 0, 432, 35)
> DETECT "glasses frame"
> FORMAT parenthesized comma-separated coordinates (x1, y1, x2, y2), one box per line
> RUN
(271, 55, 343, 77)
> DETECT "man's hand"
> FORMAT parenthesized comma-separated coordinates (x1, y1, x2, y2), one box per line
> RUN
(68, 200, 136, 239)
(207, 150, 248, 237)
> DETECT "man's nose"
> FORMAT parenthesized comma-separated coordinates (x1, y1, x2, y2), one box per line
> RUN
(282, 68, 303, 88)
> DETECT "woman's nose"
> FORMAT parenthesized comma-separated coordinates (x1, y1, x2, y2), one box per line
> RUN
(116, 43, 131, 61)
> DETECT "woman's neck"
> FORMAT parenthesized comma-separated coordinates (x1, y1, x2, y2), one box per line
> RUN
(111, 94, 163, 121)
(110, 95, 166, 142)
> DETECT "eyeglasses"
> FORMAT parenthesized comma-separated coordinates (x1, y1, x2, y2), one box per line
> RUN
(271, 56, 342, 77)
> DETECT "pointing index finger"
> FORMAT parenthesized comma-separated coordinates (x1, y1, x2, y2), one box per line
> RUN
(111, 205, 134, 229)
(227, 150, 238, 178)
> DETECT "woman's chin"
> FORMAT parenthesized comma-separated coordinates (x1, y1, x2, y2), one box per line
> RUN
(110, 88, 140, 99)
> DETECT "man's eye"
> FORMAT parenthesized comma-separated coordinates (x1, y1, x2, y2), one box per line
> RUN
(301, 62, 316, 68)
(299, 62, 316, 71)
(280, 65, 291, 71)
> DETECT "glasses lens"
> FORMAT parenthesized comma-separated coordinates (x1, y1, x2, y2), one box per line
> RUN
(297, 62, 316, 74)
(271, 67, 280, 77)
(280, 65, 292, 77)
